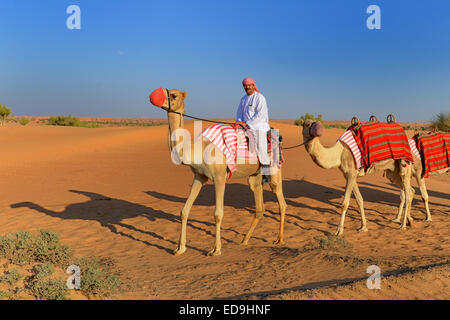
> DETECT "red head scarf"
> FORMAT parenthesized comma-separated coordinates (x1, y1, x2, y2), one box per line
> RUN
(242, 77, 260, 93)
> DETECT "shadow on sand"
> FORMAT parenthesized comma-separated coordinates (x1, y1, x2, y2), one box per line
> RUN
(9, 190, 234, 255)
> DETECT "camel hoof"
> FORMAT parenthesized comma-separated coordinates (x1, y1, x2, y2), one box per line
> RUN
(399, 225, 407, 230)
(273, 239, 285, 246)
(207, 248, 221, 256)
(424, 218, 432, 222)
(391, 218, 401, 223)
(173, 246, 186, 256)
(335, 230, 344, 237)
(358, 226, 368, 233)
(240, 239, 249, 246)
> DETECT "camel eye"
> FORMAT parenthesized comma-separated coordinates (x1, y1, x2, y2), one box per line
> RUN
(171, 94, 177, 99)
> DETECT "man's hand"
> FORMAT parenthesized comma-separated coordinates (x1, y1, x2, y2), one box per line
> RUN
(235, 121, 247, 128)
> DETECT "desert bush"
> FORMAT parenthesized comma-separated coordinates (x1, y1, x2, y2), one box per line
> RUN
(294, 113, 323, 126)
(0, 269, 23, 285)
(75, 257, 121, 297)
(0, 230, 120, 299)
(432, 112, 450, 131)
(314, 234, 352, 251)
(33, 230, 73, 267)
(0, 230, 73, 267)
(0, 231, 36, 265)
(28, 263, 68, 300)
(324, 124, 347, 129)
(47, 115, 82, 126)
(19, 118, 30, 126)
(45, 115, 100, 128)
(0, 104, 12, 125)
(0, 291, 11, 300)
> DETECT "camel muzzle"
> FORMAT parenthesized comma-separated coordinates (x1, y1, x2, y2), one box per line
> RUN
(149, 88, 166, 107)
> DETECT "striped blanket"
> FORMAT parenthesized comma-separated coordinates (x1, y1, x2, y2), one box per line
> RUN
(348, 122, 413, 170)
(408, 138, 421, 161)
(415, 132, 450, 178)
(202, 124, 283, 179)
(339, 130, 364, 169)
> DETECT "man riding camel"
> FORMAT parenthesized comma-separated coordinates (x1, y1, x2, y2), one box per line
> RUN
(235, 77, 271, 183)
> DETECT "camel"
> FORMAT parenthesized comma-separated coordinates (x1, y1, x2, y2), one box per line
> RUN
(299, 119, 414, 236)
(152, 88, 287, 256)
(386, 154, 449, 223)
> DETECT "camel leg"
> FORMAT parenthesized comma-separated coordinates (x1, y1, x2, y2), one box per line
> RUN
(207, 175, 226, 256)
(241, 174, 265, 246)
(352, 183, 368, 232)
(416, 176, 431, 222)
(399, 165, 413, 230)
(392, 189, 406, 223)
(269, 170, 287, 245)
(173, 174, 208, 256)
(336, 174, 356, 236)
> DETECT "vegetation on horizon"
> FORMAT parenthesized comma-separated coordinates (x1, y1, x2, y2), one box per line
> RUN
(0, 104, 12, 125)
(0, 230, 121, 300)
(432, 112, 450, 131)
(40, 115, 165, 128)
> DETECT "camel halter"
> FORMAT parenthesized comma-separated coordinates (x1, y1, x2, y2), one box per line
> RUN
(161, 89, 235, 125)
(158, 89, 308, 150)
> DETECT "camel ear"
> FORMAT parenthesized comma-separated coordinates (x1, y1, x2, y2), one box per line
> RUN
(299, 119, 304, 126)
(183, 91, 188, 99)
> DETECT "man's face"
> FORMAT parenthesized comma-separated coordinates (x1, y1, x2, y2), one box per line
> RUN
(243, 83, 256, 96)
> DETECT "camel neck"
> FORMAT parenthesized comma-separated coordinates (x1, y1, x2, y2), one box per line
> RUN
(167, 111, 192, 165)
(304, 136, 343, 169)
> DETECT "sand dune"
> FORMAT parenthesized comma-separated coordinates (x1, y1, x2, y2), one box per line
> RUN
(0, 121, 448, 299)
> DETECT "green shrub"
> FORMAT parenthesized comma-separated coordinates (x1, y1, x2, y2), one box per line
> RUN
(314, 234, 352, 251)
(0, 269, 23, 285)
(47, 115, 82, 126)
(75, 257, 121, 297)
(19, 118, 30, 126)
(294, 113, 323, 126)
(0, 230, 120, 299)
(0, 231, 36, 265)
(32, 262, 55, 280)
(0, 230, 73, 267)
(432, 112, 450, 131)
(33, 230, 73, 267)
(26, 262, 68, 300)
(0, 104, 12, 125)
(0, 291, 11, 300)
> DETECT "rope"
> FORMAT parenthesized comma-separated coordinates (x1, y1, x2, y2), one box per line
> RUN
(163, 107, 306, 150)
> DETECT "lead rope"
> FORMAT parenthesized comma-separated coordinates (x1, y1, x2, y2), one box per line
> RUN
(162, 89, 306, 150)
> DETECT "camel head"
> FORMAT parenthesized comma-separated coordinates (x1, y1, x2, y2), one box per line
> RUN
(150, 88, 188, 114)
(299, 119, 325, 142)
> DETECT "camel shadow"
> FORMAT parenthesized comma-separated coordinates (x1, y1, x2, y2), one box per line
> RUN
(9, 190, 230, 255)
(359, 181, 450, 212)
(146, 179, 345, 209)
(146, 180, 348, 236)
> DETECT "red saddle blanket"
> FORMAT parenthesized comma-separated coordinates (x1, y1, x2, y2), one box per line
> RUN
(349, 122, 413, 170)
(415, 132, 450, 178)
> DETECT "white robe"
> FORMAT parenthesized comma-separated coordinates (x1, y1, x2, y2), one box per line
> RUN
(236, 92, 270, 166)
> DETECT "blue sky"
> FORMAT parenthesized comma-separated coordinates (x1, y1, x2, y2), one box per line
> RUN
(0, 0, 449, 122)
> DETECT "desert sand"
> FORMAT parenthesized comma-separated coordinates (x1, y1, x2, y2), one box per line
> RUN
(0, 120, 448, 299)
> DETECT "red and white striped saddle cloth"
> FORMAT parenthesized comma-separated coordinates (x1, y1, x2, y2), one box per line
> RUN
(340, 130, 423, 170)
(202, 124, 283, 178)
(408, 138, 421, 161)
(339, 130, 364, 169)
